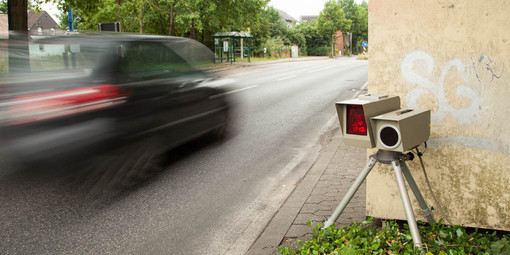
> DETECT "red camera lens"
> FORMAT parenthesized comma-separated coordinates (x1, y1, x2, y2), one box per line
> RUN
(346, 105, 367, 136)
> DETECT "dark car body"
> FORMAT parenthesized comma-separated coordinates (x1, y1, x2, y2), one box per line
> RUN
(0, 33, 231, 171)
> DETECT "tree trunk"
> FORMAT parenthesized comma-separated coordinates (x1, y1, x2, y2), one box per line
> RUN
(139, 4, 144, 34)
(330, 34, 334, 58)
(168, 4, 174, 36)
(190, 19, 196, 39)
(8, 0, 28, 32)
(7, 0, 30, 73)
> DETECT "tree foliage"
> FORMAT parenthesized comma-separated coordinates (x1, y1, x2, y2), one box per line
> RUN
(34, 0, 265, 44)
(339, 0, 368, 54)
(28, 0, 367, 56)
(316, 0, 351, 57)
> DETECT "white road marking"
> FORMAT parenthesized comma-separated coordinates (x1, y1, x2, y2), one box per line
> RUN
(307, 65, 336, 73)
(209, 85, 258, 99)
(277, 75, 297, 81)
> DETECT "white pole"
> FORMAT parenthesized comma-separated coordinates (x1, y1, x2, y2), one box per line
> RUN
(241, 38, 244, 61)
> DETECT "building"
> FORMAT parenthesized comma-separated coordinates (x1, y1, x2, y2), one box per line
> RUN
(0, 14, 7, 38)
(367, 0, 510, 231)
(28, 11, 58, 36)
(300, 15, 318, 23)
(276, 9, 298, 27)
(334, 30, 345, 55)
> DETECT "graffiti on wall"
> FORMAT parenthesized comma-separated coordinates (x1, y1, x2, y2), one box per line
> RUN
(401, 51, 507, 153)
(471, 55, 505, 84)
(401, 51, 481, 125)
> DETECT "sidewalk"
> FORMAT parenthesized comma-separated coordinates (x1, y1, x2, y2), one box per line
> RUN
(246, 124, 368, 254)
(203, 56, 336, 73)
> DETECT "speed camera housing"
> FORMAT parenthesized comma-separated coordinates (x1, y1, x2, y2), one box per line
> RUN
(335, 94, 400, 148)
(371, 109, 431, 152)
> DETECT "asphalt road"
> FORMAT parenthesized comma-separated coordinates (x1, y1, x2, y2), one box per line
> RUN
(0, 57, 367, 254)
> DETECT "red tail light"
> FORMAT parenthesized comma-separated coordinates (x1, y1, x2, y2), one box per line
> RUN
(6, 85, 128, 125)
(346, 104, 367, 135)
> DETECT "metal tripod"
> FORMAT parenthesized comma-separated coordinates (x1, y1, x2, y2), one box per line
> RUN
(323, 150, 435, 249)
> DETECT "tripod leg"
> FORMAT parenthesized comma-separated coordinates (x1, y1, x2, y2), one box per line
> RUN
(323, 156, 377, 229)
(392, 160, 424, 250)
(401, 161, 435, 223)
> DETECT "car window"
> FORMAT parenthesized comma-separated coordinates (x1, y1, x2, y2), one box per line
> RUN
(118, 41, 194, 80)
(27, 42, 104, 73)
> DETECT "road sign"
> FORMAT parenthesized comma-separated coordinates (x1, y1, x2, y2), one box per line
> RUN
(362, 41, 368, 47)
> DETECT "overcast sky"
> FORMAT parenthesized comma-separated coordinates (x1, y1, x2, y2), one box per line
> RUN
(39, 2, 60, 21)
(268, 0, 329, 20)
(268, 0, 366, 20)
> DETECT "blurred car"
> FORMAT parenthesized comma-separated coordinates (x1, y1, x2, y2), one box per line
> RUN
(0, 33, 231, 186)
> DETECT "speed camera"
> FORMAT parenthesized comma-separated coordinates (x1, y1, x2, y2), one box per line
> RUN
(335, 94, 431, 151)
(335, 94, 400, 148)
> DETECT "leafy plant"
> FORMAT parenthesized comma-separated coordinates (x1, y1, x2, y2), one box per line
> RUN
(279, 218, 510, 255)
(307, 47, 330, 56)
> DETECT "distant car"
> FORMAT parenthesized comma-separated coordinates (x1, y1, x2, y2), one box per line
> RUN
(0, 33, 231, 187)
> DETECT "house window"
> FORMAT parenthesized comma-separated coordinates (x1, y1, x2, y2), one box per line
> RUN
(51, 28, 55, 35)
(37, 27, 42, 35)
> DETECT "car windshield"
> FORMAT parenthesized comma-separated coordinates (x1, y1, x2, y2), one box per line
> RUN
(0, 36, 110, 75)
(1, 34, 214, 76)
(28, 42, 106, 73)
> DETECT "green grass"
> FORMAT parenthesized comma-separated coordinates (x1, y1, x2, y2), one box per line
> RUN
(237, 56, 281, 62)
(357, 55, 369, 60)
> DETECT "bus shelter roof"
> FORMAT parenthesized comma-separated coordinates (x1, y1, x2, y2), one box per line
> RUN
(213, 31, 253, 38)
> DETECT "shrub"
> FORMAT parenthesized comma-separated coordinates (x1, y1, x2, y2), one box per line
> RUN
(307, 47, 330, 56)
(261, 37, 292, 58)
(279, 218, 510, 255)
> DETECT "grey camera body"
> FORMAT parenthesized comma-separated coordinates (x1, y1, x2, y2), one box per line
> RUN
(335, 94, 430, 152)
(371, 109, 430, 152)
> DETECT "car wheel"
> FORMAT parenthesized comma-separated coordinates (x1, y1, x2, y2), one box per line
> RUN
(210, 109, 230, 140)
(82, 137, 167, 194)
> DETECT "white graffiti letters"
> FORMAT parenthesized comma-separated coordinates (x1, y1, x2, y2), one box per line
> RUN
(402, 51, 481, 125)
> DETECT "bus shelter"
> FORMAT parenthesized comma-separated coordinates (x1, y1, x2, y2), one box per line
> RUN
(212, 31, 253, 63)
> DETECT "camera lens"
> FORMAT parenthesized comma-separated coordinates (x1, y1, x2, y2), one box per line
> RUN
(379, 125, 400, 149)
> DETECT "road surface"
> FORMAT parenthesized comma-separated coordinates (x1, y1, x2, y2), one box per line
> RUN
(0, 57, 368, 254)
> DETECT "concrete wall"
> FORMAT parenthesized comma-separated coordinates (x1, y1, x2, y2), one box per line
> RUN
(367, 0, 510, 230)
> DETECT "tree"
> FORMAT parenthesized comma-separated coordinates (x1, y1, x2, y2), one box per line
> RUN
(295, 20, 329, 55)
(0, 0, 7, 13)
(350, 1, 368, 54)
(339, 0, 368, 55)
(10, 0, 270, 55)
(316, 0, 350, 57)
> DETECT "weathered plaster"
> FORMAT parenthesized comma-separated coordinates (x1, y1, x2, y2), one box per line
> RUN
(367, 0, 510, 230)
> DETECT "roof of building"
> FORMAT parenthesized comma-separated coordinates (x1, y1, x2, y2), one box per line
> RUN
(276, 9, 298, 23)
(28, 11, 58, 31)
(300, 15, 319, 22)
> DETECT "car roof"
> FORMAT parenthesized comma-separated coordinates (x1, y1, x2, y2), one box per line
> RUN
(30, 32, 193, 44)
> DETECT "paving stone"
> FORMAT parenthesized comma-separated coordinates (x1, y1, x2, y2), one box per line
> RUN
(286, 224, 314, 238)
(293, 213, 325, 225)
(300, 204, 330, 214)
